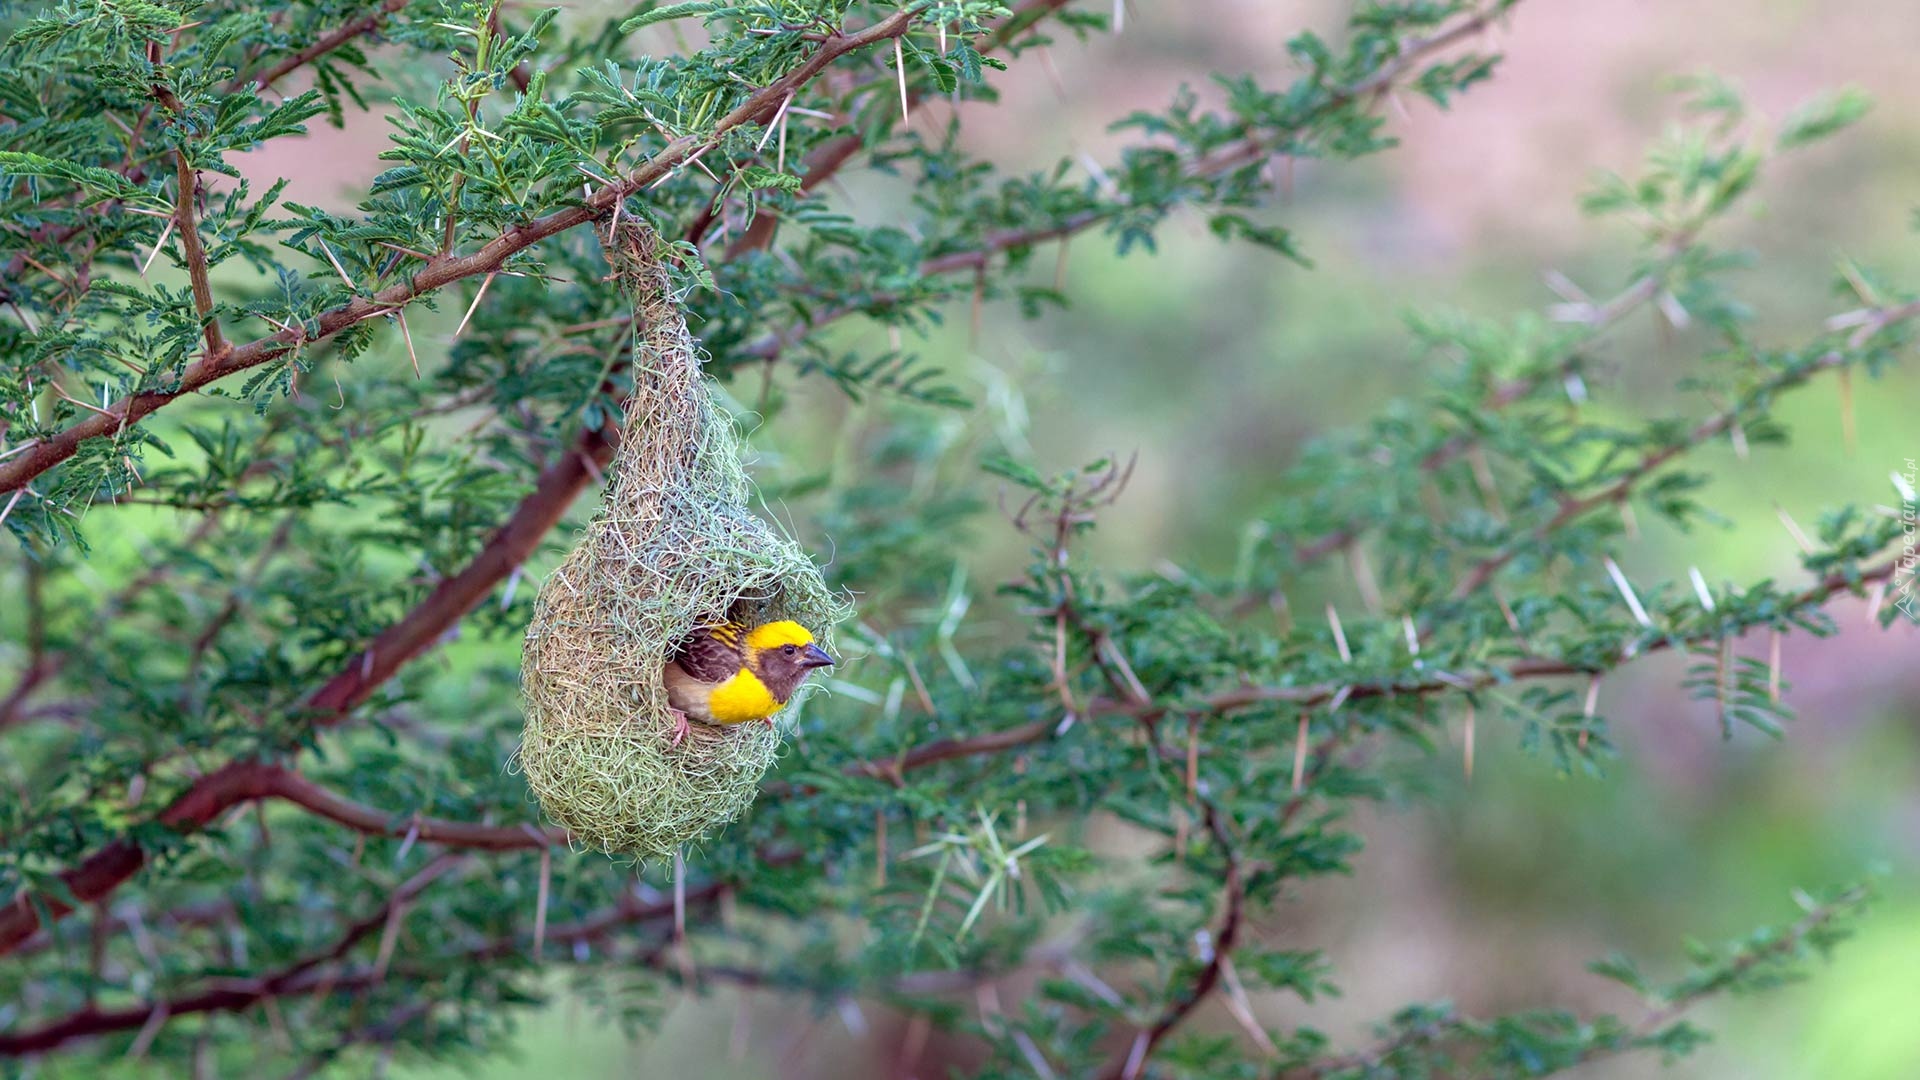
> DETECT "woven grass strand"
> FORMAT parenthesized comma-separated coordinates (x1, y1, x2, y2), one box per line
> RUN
(517, 219, 849, 859)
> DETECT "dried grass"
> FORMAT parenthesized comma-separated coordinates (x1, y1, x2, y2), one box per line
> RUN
(516, 219, 849, 859)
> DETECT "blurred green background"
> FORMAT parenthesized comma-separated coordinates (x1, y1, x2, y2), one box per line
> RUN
(203, 0, 1920, 1075)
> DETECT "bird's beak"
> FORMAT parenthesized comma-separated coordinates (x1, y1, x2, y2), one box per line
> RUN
(801, 643, 836, 669)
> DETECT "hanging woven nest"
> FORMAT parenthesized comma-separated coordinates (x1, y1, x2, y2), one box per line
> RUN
(517, 217, 850, 859)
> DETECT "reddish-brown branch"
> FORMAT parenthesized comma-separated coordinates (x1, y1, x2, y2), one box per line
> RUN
(0, 422, 612, 954)
(233, 0, 411, 92)
(0, 656, 57, 732)
(168, 148, 224, 360)
(6, 0, 1850, 978)
(719, 6, 1507, 371)
(0, 4, 1499, 496)
(820, 551, 1906, 787)
(918, 215, 1100, 276)
(1192, 550, 1902, 718)
(1, 761, 292, 955)
(7, 493, 1891, 964)
(9, 770, 561, 958)
(3, 527, 1896, 1060)
(304, 425, 616, 718)
(1447, 305, 1919, 602)
(843, 719, 1058, 787)
(0, 964, 388, 1057)
(1281, 881, 1874, 1079)
(1103, 804, 1246, 1080)
(264, 768, 565, 849)
(147, 60, 229, 363)
(0, 854, 463, 1057)
(0, 856, 771, 1058)
(711, 0, 1077, 257)
(0, 10, 920, 497)
(16, 848, 763, 1060)
(1012, 495, 1260, 1080)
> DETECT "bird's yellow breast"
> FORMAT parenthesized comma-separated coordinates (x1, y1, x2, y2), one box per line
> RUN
(705, 668, 781, 724)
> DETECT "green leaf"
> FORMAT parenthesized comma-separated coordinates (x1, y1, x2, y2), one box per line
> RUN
(1208, 212, 1310, 266)
(619, 2, 720, 33)
(0, 151, 155, 207)
(1776, 87, 1872, 150)
(739, 165, 801, 192)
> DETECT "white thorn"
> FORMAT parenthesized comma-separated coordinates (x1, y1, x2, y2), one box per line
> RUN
(1689, 567, 1716, 612)
(1604, 556, 1653, 628)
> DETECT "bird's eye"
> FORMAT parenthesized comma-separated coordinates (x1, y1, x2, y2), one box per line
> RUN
(782, 644, 796, 655)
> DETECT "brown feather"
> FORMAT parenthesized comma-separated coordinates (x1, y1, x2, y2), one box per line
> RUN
(661, 658, 718, 722)
(662, 620, 833, 725)
(664, 622, 749, 724)
(670, 623, 745, 684)
(751, 657, 806, 704)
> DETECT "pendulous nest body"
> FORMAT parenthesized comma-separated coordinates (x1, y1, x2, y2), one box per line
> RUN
(516, 219, 849, 859)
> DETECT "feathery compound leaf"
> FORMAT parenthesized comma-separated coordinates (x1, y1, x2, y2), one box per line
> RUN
(739, 165, 802, 192)
(0, 151, 157, 207)
(1776, 87, 1872, 149)
(0, 1, 1906, 1075)
(620, 2, 722, 34)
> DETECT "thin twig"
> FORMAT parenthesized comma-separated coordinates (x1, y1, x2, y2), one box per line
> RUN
(232, 0, 411, 92)
(0, 9, 926, 495)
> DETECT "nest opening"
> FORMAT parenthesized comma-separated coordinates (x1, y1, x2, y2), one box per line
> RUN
(517, 220, 849, 859)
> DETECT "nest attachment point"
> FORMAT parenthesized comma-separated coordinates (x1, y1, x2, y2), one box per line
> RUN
(517, 219, 849, 859)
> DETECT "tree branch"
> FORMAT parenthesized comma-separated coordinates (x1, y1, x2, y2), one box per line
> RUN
(1286, 251, 1681, 569)
(0, 854, 463, 1056)
(1447, 305, 1919, 601)
(0, 854, 775, 1058)
(1104, 803, 1247, 1080)
(1189, 550, 1904, 717)
(0, 10, 921, 496)
(229, 0, 411, 93)
(1, 511, 223, 734)
(261, 767, 565, 850)
(1626, 883, 1871, 1040)
(920, 4, 1508, 278)
(709, 0, 1077, 256)
(1283, 881, 1874, 1078)
(152, 75, 226, 362)
(718, 4, 1509, 374)
(0, 419, 612, 953)
(824, 550, 1905, 786)
(303, 425, 616, 720)
(0, 656, 57, 732)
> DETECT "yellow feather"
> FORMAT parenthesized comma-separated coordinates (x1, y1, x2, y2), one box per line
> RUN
(704, 667, 781, 724)
(744, 619, 815, 652)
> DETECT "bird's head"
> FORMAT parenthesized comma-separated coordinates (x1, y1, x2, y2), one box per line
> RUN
(743, 620, 836, 702)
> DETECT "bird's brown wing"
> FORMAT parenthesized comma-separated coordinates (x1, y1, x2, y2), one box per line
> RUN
(669, 625, 744, 684)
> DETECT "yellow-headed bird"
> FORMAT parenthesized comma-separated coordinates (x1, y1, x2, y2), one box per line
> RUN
(662, 619, 836, 744)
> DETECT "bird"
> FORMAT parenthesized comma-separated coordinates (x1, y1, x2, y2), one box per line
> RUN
(661, 617, 836, 746)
